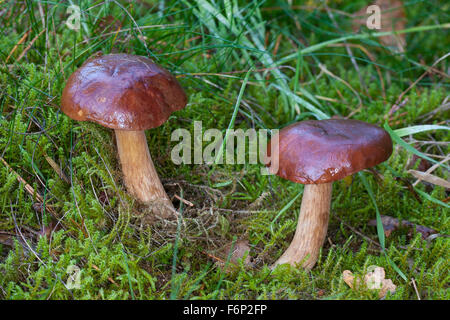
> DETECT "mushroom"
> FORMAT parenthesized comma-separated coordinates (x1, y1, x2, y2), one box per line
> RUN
(61, 53, 187, 218)
(266, 119, 392, 269)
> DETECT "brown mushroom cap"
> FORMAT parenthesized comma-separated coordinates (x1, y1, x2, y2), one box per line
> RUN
(267, 119, 393, 184)
(61, 53, 187, 130)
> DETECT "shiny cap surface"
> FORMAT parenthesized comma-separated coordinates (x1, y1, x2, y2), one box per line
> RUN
(267, 119, 393, 184)
(61, 53, 187, 130)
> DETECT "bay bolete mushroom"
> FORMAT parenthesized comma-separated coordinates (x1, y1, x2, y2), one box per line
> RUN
(61, 53, 187, 218)
(266, 119, 392, 269)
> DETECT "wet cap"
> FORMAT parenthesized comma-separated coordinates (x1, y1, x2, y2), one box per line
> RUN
(61, 53, 187, 130)
(267, 119, 393, 184)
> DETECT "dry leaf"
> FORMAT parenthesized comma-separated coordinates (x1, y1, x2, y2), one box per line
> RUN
(44, 154, 69, 183)
(342, 270, 361, 289)
(379, 279, 397, 298)
(369, 215, 438, 239)
(0, 231, 16, 247)
(352, 0, 407, 52)
(213, 239, 252, 273)
(343, 266, 396, 298)
(342, 270, 355, 288)
(368, 215, 399, 237)
(408, 170, 450, 189)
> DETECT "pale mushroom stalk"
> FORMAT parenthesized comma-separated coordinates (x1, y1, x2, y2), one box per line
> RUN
(115, 130, 174, 215)
(273, 183, 332, 270)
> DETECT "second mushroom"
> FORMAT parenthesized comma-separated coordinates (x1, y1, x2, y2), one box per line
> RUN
(266, 119, 393, 270)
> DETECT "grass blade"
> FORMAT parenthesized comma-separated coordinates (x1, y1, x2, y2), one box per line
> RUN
(384, 123, 450, 170)
(394, 125, 449, 137)
(359, 172, 407, 281)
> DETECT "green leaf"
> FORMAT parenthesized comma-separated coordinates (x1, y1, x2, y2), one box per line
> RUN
(270, 84, 329, 120)
(415, 188, 450, 209)
(394, 125, 449, 137)
(384, 123, 450, 170)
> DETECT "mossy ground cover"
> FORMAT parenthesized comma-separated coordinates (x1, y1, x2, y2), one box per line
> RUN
(0, 0, 448, 300)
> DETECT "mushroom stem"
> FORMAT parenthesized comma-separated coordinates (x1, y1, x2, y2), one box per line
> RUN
(273, 183, 332, 270)
(115, 130, 174, 218)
